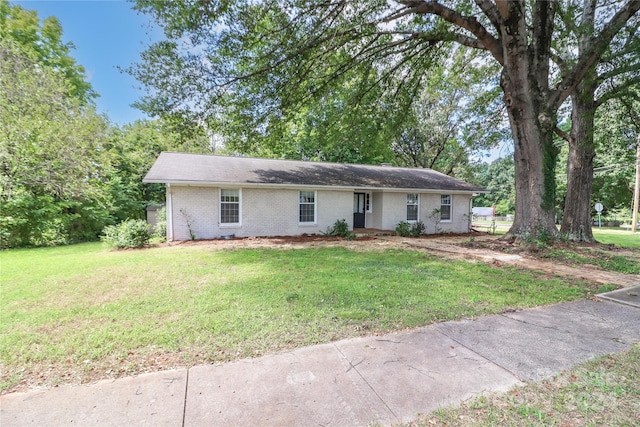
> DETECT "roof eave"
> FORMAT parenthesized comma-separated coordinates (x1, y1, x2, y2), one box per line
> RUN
(143, 179, 486, 194)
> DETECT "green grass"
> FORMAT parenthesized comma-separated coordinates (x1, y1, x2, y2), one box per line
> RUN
(413, 344, 640, 427)
(472, 223, 640, 248)
(471, 221, 509, 235)
(541, 248, 640, 274)
(1, 242, 599, 392)
(540, 228, 640, 274)
(593, 228, 640, 249)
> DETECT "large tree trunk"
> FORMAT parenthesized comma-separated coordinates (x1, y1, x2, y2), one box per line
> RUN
(503, 78, 559, 241)
(498, 1, 559, 242)
(561, 77, 596, 242)
(560, 1, 597, 242)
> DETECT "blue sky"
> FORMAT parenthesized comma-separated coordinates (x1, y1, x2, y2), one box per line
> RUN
(15, 0, 162, 125)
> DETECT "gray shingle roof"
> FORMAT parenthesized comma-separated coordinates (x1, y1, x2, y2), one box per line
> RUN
(143, 152, 486, 193)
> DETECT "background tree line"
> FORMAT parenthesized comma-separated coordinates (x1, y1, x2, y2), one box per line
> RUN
(0, 0, 215, 248)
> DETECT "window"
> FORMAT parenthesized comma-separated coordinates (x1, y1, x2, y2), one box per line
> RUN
(220, 189, 240, 225)
(299, 191, 316, 223)
(440, 195, 452, 221)
(365, 193, 372, 213)
(406, 193, 419, 221)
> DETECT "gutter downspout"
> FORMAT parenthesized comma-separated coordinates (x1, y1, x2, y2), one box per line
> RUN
(166, 183, 173, 241)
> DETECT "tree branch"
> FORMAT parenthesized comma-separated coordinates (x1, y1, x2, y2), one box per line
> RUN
(554, 126, 570, 142)
(548, 0, 640, 109)
(474, 0, 502, 34)
(396, 0, 504, 65)
(375, 30, 486, 50)
(597, 61, 640, 83)
(595, 75, 640, 108)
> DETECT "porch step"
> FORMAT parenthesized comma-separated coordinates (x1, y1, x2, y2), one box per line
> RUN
(353, 228, 395, 237)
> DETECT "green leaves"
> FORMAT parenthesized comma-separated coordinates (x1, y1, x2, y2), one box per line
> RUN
(0, 43, 106, 198)
(391, 48, 504, 176)
(592, 96, 639, 214)
(101, 219, 152, 249)
(130, 0, 449, 157)
(0, 0, 95, 103)
(474, 157, 516, 215)
(130, 1, 503, 176)
(1, 1, 105, 246)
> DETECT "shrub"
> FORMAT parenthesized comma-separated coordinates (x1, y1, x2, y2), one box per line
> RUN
(324, 219, 356, 239)
(395, 221, 411, 237)
(102, 219, 151, 249)
(396, 221, 425, 237)
(410, 220, 425, 237)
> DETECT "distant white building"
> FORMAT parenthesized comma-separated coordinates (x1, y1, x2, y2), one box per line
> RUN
(472, 207, 495, 217)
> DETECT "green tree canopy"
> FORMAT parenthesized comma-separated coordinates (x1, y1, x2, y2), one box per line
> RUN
(103, 118, 214, 223)
(0, 39, 108, 247)
(592, 96, 640, 217)
(473, 157, 515, 216)
(391, 48, 506, 177)
(0, 0, 95, 102)
(1, 2, 217, 248)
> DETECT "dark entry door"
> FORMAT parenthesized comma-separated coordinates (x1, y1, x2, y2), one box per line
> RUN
(353, 193, 366, 228)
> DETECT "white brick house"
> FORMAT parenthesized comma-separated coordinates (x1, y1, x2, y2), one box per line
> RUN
(143, 153, 485, 241)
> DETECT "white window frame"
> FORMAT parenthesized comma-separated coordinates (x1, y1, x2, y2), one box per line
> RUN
(365, 192, 372, 213)
(219, 188, 241, 226)
(440, 194, 452, 222)
(298, 190, 317, 225)
(406, 193, 419, 222)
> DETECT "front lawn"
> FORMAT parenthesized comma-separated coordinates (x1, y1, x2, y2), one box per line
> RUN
(1, 242, 599, 393)
(593, 227, 640, 249)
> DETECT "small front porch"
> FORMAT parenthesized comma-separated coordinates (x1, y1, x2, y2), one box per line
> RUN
(352, 228, 395, 237)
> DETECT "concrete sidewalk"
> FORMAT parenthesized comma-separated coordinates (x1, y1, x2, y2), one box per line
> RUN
(2, 296, 639, 427)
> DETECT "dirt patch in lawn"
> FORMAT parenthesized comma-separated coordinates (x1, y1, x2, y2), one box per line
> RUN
(157, 232, 482, 251)
(459, 236, 640, 275)
(155, 232, 639, 276)
(157, 234, 404, 252)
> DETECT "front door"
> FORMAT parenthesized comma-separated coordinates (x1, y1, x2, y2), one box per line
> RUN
(353, 193, 366, 228)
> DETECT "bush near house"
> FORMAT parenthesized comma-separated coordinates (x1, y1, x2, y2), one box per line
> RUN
(410, 221, 425, 236)
(396, 221, 426, 237)
(101, 219, 151, 249)
(396, 221, 411, 236)
(323, 219, 355, 240)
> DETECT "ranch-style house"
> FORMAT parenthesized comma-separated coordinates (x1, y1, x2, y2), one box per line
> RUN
(143, 152, 486, 241)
